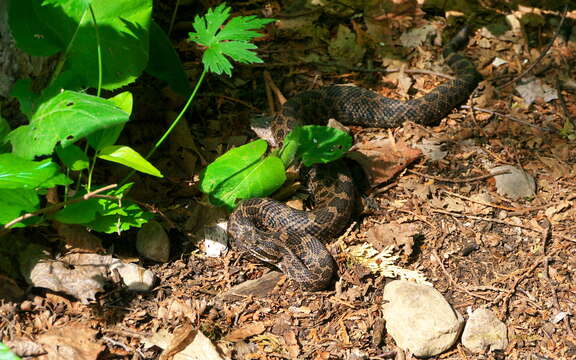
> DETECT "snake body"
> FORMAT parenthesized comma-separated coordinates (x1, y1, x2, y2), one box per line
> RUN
(228, 26, 482, 291)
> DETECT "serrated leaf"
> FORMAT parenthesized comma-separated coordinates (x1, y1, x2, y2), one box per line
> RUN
(0, 154, 71, 189)
(98, 145, 163, 177)
(7, 91, 129, 159)
(199, 139, 268, 194)
(209, 156, 286, 210)
(0, 188, 40, 228)
(56, 144, 89, 171)
(188, 3, 273, 76)
(53, 183, 153, 233)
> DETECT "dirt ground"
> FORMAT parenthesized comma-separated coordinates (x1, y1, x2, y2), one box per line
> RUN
(1, 1, 576, 359)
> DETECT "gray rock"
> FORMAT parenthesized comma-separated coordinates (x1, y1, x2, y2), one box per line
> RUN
(490, 165, 536, 200)
(136, 221, 170, 262)
(382, 280, 463, 357)
(462, 308, 508, 353)
(110, 261, 156, 292)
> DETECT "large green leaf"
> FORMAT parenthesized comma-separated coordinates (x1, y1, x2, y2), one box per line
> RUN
(97, 145, 163, 177)
(9, 0, 152, 90)
(0, 188, 40, 228)
(199, 139, 268, 194)
(208, 156, 286, 210)
(0, 154, 71, 189)
(7, 90, 129, 159)
(87, 91, 133, 150)
(284, 125, 352, 166)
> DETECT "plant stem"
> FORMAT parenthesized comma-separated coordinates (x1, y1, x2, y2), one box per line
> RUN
(120, 68, 208, 185)
(88, 4, 103, 97)
(48, 7, 89, 87)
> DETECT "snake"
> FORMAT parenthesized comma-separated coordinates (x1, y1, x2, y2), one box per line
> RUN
(227, 25, 482, 291)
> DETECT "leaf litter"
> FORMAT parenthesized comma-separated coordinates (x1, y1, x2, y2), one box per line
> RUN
(3, 2, 576, 360)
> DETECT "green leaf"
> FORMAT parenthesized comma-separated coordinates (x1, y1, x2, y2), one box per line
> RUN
(52, 198, 98, 224)
(146, 20, 191, 96)
(188, 3, 274, 76)
(0, 115, 10, 154)
(86, 91, 132, 150)
(98, 145, 163, 177)
(9, 79, 40, 118)
(7, 90, 130, 159)
(56, 144, 89, 171)
(199, 139, 268, 194)
(53, 183, 153, 233)
(0, 342, 22, 360)
(9, 0, 152, 90)
(0, 188, 40, 228)
(284, 125, 352, 167)
(209, 156, 286, 210)
(0, 154, 71, 189)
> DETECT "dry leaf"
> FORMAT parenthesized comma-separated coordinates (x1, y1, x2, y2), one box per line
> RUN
(36, 323, 104, 360)
(348, 138, 421, 187)
(366, 222, 417, 256)
(224, 321, 268, 342)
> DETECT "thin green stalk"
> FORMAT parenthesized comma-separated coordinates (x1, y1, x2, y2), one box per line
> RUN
(88, 5, 103, 97)
(86, 153, 98, 192)
(48, 7, 89, 87)
(120, 68, 208, 185)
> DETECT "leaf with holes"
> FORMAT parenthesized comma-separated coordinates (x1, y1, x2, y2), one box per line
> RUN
(6, 91, 130, 159)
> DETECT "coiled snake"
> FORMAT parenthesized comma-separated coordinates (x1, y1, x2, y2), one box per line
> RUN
(228, 26, 482, 291)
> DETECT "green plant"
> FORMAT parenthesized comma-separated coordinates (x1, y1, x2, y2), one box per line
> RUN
(0, 0, 189, 231)
(200, 125, 352, 210)
(0, 342, 21, 360)
(0, 1, 276, 230)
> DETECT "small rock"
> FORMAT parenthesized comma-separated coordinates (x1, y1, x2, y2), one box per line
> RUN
(382, 280, 463, 357)
(490, 165, 536, 200)
(203, 221, 228, 258)
(462, 308, 508, 353)
(110, 261, 155, 292)
(136, 221, 170, 262)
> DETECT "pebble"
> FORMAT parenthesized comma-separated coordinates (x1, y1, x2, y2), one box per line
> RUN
(462, 308, 508, 353)
(490, 165, 536, 200)
(382, 280, 463, 357)
(110, 261, 156, 292)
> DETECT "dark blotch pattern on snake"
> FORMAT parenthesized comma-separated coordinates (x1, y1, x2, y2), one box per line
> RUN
(228, 26, 482, 291)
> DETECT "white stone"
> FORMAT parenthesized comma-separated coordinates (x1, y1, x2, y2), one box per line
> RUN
(110, 261, 155, 292)
(382, 280, 463, 357)
(462, 308, 508, 353)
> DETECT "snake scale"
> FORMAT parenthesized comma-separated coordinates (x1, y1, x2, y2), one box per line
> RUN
(228, 25, 482, 291)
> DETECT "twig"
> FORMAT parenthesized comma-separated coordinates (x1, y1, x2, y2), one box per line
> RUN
(499, 5, 568, 89)
(407, 169, 509, 183)
(430, 208, 542, 233)
(4, 184, 118, 229)
(314, 63, 456, 80)
(460, 105, 556, 132)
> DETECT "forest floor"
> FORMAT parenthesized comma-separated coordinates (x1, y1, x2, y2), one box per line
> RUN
(2, 1, 576, 359)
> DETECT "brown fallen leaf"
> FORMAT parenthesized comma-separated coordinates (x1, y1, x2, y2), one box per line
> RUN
(145, 326, 223, 360)
(224, 321, 268, 342)
(348, 138, 421, 187)
(366, 221, 418, 257)
(36, 322, 104, 360)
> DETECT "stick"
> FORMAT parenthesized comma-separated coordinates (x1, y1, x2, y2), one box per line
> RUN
(407, 169, 509, 183)
(499, 6, 568, 89)
(4, 184, 118, 229)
